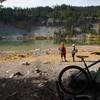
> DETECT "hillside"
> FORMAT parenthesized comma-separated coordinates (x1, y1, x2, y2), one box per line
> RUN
(0, 21, 59, 39)
(0, 5, 100, 37)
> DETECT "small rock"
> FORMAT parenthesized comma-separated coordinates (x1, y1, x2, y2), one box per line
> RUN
(2, 83, 6, 88)
(43, 61, 51, 64)
(9, 72, 23, 78)
(35, 49, 40, 51)
(22, 62, 30, 65)
(27, 70, 30, 74)
(34, 68, 41, 73)
(38, 83, 45, 88)
(14, 72, 23, 76)
(6, 70, 10, 73)
(9, 73, 14, 78)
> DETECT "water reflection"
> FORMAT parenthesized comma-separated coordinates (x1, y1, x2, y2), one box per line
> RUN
(54, 38, 100, 45)
(54, 39, 87, 45)
(0, 38, 100, 50)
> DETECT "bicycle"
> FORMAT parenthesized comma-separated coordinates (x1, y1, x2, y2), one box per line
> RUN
(58, 55, 100, 95)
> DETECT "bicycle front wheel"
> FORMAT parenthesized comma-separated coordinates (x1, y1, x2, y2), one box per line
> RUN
(58, 65, 89, 94)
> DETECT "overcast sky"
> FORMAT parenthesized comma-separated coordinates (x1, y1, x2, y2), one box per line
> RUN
(2, 0, 100, 8)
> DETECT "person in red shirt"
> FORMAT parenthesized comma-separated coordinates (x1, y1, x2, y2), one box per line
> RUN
(58, 42, 67, 62)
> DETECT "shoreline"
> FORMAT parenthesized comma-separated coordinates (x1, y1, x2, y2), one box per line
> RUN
(0, 45, 100, 99)
(0, 45, 100, 62)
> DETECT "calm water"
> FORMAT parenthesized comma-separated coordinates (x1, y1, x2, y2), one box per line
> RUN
(0, 39, 100, 50)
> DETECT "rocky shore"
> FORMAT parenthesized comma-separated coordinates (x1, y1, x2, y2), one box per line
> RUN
(0, 45, 100, 100)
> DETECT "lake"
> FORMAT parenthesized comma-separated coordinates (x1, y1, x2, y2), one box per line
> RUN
(0, 39, 100, 50)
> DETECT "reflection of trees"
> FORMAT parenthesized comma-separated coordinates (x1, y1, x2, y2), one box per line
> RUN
(53, 39, 66, 44)
(53, 38, 88, 45)
(53, 38, 100, 45)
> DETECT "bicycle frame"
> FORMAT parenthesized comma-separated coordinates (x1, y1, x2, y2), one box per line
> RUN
(78, 58, 100, 81)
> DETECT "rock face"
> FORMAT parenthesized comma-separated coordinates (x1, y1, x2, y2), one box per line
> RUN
(0, 22, 59, 38)
(0, 22, 27, 36)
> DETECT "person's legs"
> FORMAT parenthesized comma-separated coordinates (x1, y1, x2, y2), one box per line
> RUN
(72, 54, 75, 62)
(64, 53, 67, 62)
(73, 56, 75, 62)
(61, 53, 63, 62)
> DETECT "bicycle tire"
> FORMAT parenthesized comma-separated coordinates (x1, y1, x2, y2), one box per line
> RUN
(58, 65, 89, 94)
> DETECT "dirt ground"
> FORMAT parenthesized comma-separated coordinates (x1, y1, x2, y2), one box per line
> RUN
(0, 45, 100, 100)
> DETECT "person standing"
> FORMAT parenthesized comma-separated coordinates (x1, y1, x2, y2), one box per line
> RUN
(58, 42, 67, 62)
(72, 44, 76, 62)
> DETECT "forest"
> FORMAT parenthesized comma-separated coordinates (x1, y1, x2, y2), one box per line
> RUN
(0, 0, 100, 37)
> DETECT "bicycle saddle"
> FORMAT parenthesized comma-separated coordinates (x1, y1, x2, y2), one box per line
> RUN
(77, 55, 89, 59)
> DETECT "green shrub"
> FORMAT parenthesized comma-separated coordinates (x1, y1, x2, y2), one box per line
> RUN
(45, 50, 49, 55)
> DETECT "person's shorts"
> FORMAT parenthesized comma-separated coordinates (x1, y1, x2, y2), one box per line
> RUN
(61, 53, 66, 58)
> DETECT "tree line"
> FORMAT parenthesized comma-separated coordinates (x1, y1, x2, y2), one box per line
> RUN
(0, 4, 100, 36)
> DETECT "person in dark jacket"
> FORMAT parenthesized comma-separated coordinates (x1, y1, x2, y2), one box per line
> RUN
(72, 44, 76, 62)
(58, 42, 67, 62)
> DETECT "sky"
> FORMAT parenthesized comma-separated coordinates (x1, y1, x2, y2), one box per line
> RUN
(2, 0, 100, 8)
